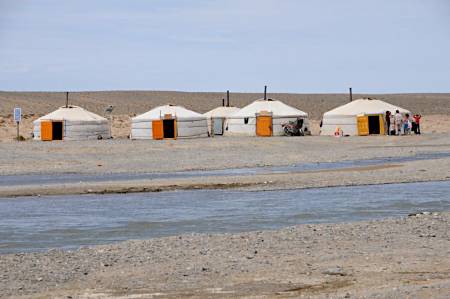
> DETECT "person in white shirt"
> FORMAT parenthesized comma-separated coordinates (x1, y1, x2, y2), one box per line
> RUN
(389, 114, 395, 135)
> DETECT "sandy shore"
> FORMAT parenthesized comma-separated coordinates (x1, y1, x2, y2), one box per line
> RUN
(1, 212, 449, 298)
(1, 133, 450, 197)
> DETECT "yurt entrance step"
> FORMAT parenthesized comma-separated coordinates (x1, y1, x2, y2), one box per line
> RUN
(256, 115, 273, 137)
(357, 114, 384, 136)
(41, 121, 63, 141)
(152, 119, 177, 140)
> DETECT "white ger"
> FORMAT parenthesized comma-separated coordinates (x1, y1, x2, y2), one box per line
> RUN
(203, 106, 240, 136)
(320, 98, 411, 136)
(131, 104, 208, 139)
(33, 106, 110, 141)
(225, 99, 310, 136)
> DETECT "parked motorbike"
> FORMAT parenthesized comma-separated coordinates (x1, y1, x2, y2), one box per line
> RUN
(282, 119, 304, 136)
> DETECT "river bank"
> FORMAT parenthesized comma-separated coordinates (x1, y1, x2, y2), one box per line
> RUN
(1, 133, 450, 197)
(1, 212, 449, 298)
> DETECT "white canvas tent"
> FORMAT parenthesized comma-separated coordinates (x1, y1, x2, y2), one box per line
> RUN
(203, 106, 240, 135)
(225, 99, 310, 136)
(320, 98, 411, 136)
(131, 104, 208, 139)
(33, 106, 110, 141)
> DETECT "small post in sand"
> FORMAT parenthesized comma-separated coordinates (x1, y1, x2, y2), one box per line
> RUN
(14, 107, 21, 141)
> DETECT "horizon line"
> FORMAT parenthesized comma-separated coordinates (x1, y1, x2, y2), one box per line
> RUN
(1, 89, 450, 95)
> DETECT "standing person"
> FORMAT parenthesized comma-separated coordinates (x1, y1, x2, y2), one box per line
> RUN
(389, 113, 396, 135)
(404, 113, 411, 135)
(394, 110, 403, 135)
(413, 114, 422, 134)
(385, 111, 391, 135)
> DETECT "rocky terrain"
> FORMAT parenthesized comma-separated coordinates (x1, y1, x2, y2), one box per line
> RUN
(1, 132, 450, 198)
(1, 212, 449, 298)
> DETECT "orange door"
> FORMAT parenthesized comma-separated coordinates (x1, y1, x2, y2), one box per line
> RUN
(256, 116, 272, 136)
(41, 121, 53, 141)
(152, 120, 164, 140)
(173, 120, 177, 140)
(357, 116, 369, 136)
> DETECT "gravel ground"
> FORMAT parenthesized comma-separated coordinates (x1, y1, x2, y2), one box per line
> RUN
(1, 212, 449, 298)
(0, 133, 450, 197)
(2, 133, 449, 176)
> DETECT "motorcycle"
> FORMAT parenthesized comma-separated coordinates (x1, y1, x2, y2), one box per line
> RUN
(282, 119, 304, 136)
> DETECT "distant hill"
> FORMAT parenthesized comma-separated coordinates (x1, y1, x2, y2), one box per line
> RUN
(1, 91, 449, 119)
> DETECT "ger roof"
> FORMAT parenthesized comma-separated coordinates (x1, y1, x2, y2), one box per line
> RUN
(132, 104, 204, 120)
(324, 98, 410, 117)
(36, 106, 107, 122)
(203, 106, 240, 118)
(230, 99, 307, 117)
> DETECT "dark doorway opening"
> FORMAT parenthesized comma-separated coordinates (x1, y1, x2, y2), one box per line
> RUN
(52, 121, 63, 140)
(163, 119, 175, 138)
(368, 116, 380, 135)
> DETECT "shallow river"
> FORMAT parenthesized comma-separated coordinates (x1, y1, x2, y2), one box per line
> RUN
(0, 180, 449, 254)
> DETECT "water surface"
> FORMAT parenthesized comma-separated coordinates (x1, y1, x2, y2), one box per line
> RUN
(0, 180, 449, 254)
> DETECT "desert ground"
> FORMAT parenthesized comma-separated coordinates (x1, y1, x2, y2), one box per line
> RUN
(1, 91, 450, 298)
(1, 91, 450, 140)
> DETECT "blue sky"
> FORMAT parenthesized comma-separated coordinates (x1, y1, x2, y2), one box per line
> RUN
(0, 0, 449, 93)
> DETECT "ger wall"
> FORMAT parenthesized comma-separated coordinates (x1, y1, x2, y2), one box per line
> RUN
(33, 120, 110, 140)
(225, 116, 310, 136)
(131, 118, 208, 139)
(320, 115, 358, 136)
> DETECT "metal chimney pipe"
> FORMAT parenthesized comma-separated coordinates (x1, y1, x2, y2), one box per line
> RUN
(264, 86, 267, 100)
(66, 92, 69, 107)
(227, 90, 230, 107)
(349, 87, 353, 102)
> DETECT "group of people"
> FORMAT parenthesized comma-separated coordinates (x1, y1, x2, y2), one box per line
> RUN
(385, 110, 421, 135)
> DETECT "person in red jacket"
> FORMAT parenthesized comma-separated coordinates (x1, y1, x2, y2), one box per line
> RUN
(413, 114, 422, 134)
